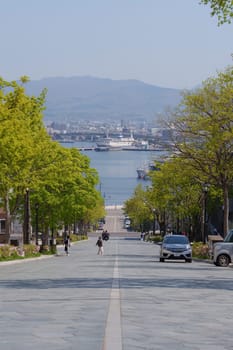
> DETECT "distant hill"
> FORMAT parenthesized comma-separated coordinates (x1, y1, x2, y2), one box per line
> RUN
(25, 76, 182, 122)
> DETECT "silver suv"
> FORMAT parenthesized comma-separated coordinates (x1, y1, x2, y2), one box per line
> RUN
(214, 230, 233, 267)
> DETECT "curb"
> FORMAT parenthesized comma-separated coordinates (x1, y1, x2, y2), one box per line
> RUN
(0, 239, 89, 266)
(0, 254, 55, 266)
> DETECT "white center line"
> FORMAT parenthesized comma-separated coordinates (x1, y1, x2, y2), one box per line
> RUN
(102, 247, 122, 350)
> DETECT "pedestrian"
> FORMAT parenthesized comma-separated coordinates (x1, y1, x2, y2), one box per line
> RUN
(96, 236, 104, 255)
(64, 235, 70, 255)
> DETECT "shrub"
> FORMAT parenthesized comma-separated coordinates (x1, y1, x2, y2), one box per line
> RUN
(0, 242, 60, 262)
(55, 236, 64, 245)
(24, 244, 40, 257)
(0, 244, 40, 261)
(39, 245, 51, 254)
(0, 245, 11, 259)
(192, 242, 209, 259)
(146, 234, 163, 243)
(70, 233, 88, 242)
(0, 245, 19, 260)
(56, 234, 88, 245)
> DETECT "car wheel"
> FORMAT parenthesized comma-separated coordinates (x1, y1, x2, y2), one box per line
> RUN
(160, 258, 165, 262)
(217, 254, 230, 267)
(185, 258, 192, 263)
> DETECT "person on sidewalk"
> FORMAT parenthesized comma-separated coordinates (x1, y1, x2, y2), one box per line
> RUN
(96, 236, 104, 255)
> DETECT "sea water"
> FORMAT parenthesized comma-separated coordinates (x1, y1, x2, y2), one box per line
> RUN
(62, 142, 163, 206)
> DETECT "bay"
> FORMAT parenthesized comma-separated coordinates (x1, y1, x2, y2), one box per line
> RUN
(62, 142, 163, 206)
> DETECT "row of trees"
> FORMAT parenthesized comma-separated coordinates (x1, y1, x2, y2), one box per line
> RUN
(0, 77, 105, 246)
(124, 65, 233, 240)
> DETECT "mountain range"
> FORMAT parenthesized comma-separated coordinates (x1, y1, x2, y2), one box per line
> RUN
(25, 76, 183, 122)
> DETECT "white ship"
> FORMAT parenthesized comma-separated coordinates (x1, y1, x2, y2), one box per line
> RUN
(96, 133, 135, 150)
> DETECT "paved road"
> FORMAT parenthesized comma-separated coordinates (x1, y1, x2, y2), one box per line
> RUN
(104, 207, 127, 233)
(1, 234, 233, 350)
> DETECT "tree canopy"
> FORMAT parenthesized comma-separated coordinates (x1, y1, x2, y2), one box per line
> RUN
(200, 0, 233, 24)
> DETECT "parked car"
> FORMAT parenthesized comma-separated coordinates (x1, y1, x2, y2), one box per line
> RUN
(124, 221, 130, 229)
(124, 218, 131, 229)
(97, 222, 104, 230)
(213, 230, 233, 267)
(159, 234, 192, 263)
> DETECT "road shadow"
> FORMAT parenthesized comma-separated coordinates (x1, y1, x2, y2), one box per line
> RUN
(1, 276, 233, 291)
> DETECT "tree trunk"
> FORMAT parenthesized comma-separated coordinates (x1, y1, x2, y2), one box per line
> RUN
(159, 220, 165, 236)
(40, 227, 50, 252)
(176, 217, 180, 234)
(23, 189, 31, 244)
(4, 191, 11, 244)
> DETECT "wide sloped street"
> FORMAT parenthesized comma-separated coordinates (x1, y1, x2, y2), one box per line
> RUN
(0, 209, 233, 349)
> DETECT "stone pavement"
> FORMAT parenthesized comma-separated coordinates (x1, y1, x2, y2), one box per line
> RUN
(0, 235, 233, 350)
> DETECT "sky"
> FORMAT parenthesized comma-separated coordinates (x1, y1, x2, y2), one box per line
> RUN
(1, 0, 232, 89)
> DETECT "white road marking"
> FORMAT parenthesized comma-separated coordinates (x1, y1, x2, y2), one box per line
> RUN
(102, 246, 122, 350)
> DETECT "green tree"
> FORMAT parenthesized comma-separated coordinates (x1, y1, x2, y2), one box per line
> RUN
(200, 0, 233, 25)
(124, 184, 152, 232)
(124, 158, 201, 238)
(150, 158, 205, 239)
(30, 144, 103, 246)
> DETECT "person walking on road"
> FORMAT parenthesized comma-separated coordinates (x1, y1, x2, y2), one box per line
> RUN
(96, 236, 104, 255)
(64, 235, 71, 256)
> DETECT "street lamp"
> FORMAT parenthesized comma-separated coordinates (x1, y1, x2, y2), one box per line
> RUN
(152, 208, 156, 235)
(202, 183, 209, 243)
(35, 203, 39, 245)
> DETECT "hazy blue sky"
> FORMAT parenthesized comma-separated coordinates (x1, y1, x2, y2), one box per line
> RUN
(1, 0, 232, 89)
